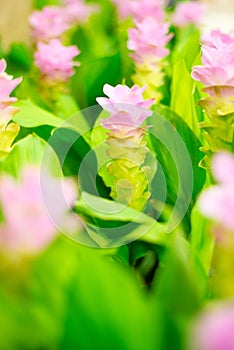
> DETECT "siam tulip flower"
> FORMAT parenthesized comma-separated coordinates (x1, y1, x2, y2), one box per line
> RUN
(29, 6, 69, 42)
(128, 17, 173, 100)
(192, 31, 234, 87)
(111, 0, 133, 19)
(191, 30, 234, 159)
(202, 30, 234, 49)
(128, 17, 172, 63)
(130, 0, 164, 22)
(190, 301, 234, 350)
(198, 152, 234, 232)
(97, 84, 154, 137)
(62, 0, 99, 25)
(111, 0, 164, 22)
(96, 84, 156, 211)
(34, 39, 80, 84)
(0, 59, 21, 159)
(0, 59, 22, 126)
(0, 166, 79, 258)
(172, 1, 205, 28)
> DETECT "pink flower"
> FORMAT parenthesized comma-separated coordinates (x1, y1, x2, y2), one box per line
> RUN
(0, 166, 79, 257)
(128, 17, 173, 63)
(29, 6, 69, 42)
(0, 59, 22, 126)
(34, 39, 80, 83)
(172, 1, 205, 27)
(190, 301, 234, 350)
(96, 84, 154, 136)
(130, 0, 164, 22)
(192, 31, 234, 87)
(62, 0, 99, 25)
(198, 152, 234, 231)
(111, 0, 133, 19)
(202, 30, 234, 49)
(111, 0, 164, 21)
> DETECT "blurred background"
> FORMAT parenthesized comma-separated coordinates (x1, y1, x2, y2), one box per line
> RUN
(0, 0, 233, 50)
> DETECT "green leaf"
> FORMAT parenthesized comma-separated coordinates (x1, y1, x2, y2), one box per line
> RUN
(151, 235, 203, 350)
(13, 99, 91, 142)
(190, 204, 214, 276)
(0, 237, 81, 350)
(33, 0, 59, 9)
(47, 127, 94, 188)
(54, 94, 89, 129)
(72, 52, 122, 109)
(74, 191, 166, 248)
(75, 191, 154, 223)
(7, 43, 32, 71)
(0, 134, 46, 177)
(170, 59, 200, 136)
(171, 27, 201, 70)
(61, 245, 163, 350)
(145, 105, 206, 232)
(13, 100, 62, 128)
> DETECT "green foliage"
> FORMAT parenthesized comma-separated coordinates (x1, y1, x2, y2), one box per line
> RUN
(60, 245, 163, 350)
(0, 134, 45, 176)
(190, 205, 214, 277)
(0, 1, 222, 348)
(13, 99, 62, 128)
(74, 191, 165, 247)
(145, 104, 206, 232)
(171, 59, 200, 136)
(6, 43, 32, 73)
(171, 26, 201, 70)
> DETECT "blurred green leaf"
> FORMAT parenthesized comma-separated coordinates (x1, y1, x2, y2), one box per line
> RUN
(0, 237, 80, 349)
(152, 236, 203, 350)
(190, 204, 214, 276)
(60, 245, 163, 350)
(33, 0, 59, 9)
(7, 43, 32, 71)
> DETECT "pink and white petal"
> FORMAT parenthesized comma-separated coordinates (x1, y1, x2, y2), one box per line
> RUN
(0, 59, 7, 74)
(192, 66, 229, 86)
(212, 152, 234, 184)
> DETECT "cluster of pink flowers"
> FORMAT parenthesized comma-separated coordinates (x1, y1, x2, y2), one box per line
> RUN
(30, 0, 98, 43)
(112, 0, 164, 22)
(198, 152, 234, 232)
(30, 2, 87, 86)
(190, 301, 234, 350)
(172, 1, 205, 28)
(126, 1, 172, 100)
(0, 59, 22, 127)
(34, 39, 80, 84)
(29, 6, 69, 43)
(192, 30, 234, 87)
(0, 166, 79, 258)
(192, 30, 234, 116)
(128, 17, 172, 63)
(97, 84, 154, 137)
(61, 0, 99, 26)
